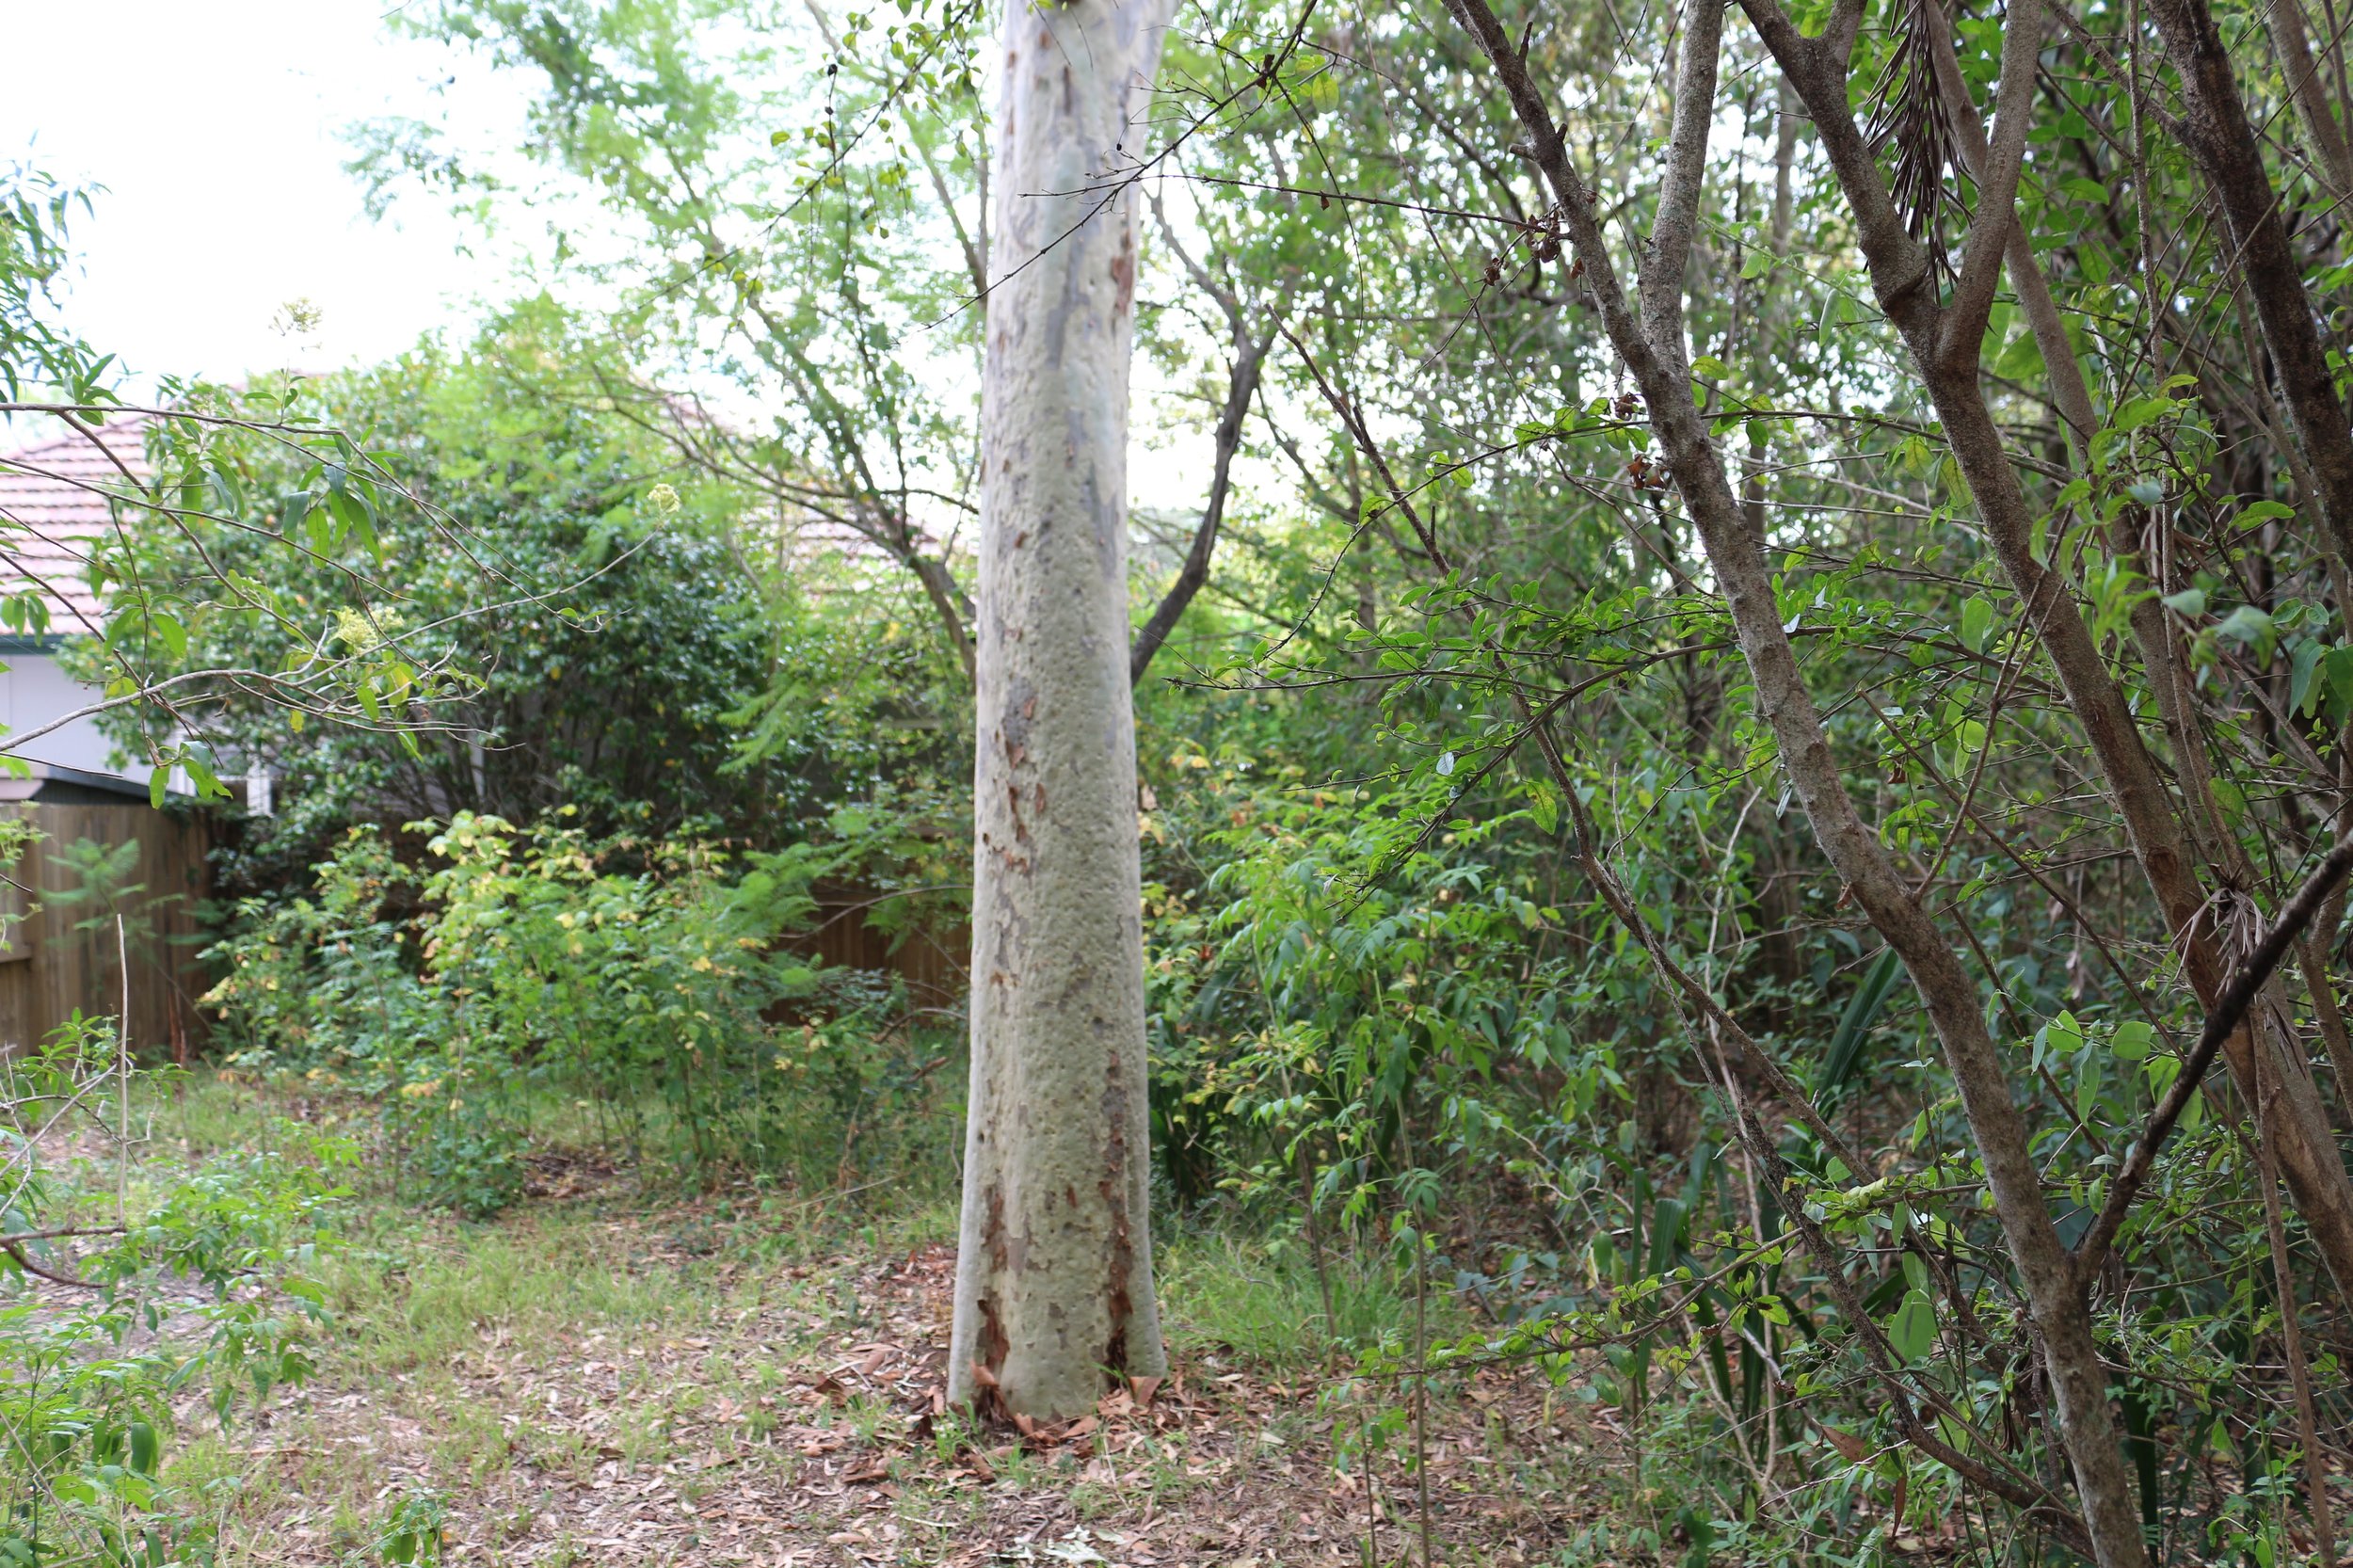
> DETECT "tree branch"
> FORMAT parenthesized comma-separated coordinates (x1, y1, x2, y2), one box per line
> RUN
(1943, 0, 2048, 357)
(1641, 0, 1726, 374)
(1130, 328, 1273, 684)
(2071, 834, 2353, 1289)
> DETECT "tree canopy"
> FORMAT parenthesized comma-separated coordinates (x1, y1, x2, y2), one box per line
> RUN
(16, 0, 2353, 1558)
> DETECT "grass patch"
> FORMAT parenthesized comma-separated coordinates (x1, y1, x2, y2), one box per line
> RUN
(124, 1080, 1574, 1565)
(1158, 1227, 1463, 1372)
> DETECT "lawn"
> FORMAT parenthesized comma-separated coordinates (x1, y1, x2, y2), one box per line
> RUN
(139, 1082, 1628, 1567)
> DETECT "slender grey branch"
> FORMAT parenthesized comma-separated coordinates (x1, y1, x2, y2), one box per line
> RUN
(2072, 834, 2353, 1288)
(1641, 0, 1726, 375)
(1130, 328, 1273, 684)
(1943, 0, 2048, 354)
(1924, 0, 2098, 447)
(2, 1238, 100, 1288)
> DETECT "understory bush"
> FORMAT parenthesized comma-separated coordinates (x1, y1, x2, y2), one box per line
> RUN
(1, 1015, 350, 1565)
(202, 811, 953, 1212)
(1130, 718, 2345, 1564)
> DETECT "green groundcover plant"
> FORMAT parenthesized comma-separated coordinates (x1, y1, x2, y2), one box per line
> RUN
(204, 810, 952, 1213)
(1, 1009, 350, 1566)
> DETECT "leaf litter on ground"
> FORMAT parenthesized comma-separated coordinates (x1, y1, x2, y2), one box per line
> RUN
(168, 1176, 1618, 1566)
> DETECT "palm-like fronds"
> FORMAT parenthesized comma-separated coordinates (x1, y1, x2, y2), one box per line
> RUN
(1865, 0, 1967, 291)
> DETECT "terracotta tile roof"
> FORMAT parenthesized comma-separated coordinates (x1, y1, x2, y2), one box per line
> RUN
(0, 413, 155, 636)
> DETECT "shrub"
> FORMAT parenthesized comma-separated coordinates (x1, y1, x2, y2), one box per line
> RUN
(205, 810, 943, 1207)
(0, 1016, 350, 1564)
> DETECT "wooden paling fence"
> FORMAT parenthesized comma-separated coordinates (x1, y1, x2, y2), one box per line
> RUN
(790, 882, 968, 1014)
(0, 801, 213, 1058)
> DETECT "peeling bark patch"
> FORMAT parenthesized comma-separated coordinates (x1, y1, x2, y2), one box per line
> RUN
(1100, 1055, 1135, 1378)
(975, 1293, 1012, 1414)
(984, 1185, 1010, 1272)
(1111, 235, 1136, 313)
(1002, 680, 1036, 751)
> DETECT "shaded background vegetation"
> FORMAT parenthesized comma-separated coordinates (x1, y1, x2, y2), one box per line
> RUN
(11, 0, 2353, 1559)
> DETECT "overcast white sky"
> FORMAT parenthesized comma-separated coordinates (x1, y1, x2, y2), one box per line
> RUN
(0, 2, 1223, 517)
(0, 0, 534, 394)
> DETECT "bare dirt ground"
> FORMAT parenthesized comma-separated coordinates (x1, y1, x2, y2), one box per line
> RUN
(182, 1191, 1620, 1567)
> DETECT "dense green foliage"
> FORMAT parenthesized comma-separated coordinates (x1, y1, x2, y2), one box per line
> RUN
(85, 312, 798, 884)
(0, 1014, 348, 1565)
(0, 164, 107, 405)
(25, 0, 2353, 1558)
(204, 811, 958, 1213)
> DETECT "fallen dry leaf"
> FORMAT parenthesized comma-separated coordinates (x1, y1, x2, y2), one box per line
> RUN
(172, 1215, 1591, 1566)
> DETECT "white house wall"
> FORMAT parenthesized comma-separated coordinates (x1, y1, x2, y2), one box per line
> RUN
(0, 649, 132, 780)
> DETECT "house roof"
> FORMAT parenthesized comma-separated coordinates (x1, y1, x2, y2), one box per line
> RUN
(0, 759, 176, 805)
(0, 413, 154, 637)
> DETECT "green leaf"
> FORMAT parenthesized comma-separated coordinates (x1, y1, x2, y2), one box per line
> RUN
(1991, 329, 2045, 381)
(1959, 595, 1996, 653)
(1818, 948, 1907, 1098)
(1889, 1288, 1936, 1362)
(183, 749, 227, 801)
(127, 1420, 157, 1476)
(2293, 637, 2327, 715)
(2162, 587, 2207, 616)
(2328, 647, 2353, 719)
(2216, 604, 2274, 648)
(2035, 1010, 2084, 1072)
(2111, 1021, 2154, 1063)
(1529, 782, 1560, 835)
(2074, 1053, 2103, 1122)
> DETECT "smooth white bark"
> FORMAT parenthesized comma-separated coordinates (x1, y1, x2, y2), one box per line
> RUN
(947, 0, 1174, 1421)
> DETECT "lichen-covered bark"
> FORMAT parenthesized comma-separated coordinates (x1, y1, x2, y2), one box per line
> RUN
(946, 0, 1173, 1422)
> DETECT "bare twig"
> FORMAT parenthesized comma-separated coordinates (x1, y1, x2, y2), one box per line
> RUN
(2072, 834, 2353, 1288)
